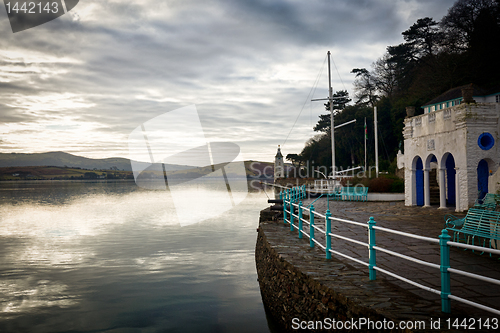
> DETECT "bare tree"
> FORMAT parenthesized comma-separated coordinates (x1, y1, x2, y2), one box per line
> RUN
(372, 54, 398, 99)
(351, 68, 378, 107)
(441, 0, 498, 51)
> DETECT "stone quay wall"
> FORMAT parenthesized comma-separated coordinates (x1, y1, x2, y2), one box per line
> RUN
(256, 208, 461, 333)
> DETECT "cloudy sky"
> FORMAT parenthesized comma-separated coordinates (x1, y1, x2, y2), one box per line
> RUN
(0, 0, 457, 163)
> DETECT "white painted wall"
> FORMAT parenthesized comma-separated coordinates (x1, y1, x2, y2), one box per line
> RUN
(399, 103, 499, 211)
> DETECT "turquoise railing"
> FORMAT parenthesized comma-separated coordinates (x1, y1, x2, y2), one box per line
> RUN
(280, 186, 500, 315)
(281, 185, 306, 203)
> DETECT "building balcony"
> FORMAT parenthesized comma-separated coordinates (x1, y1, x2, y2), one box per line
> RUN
(403, 103, 499, 139)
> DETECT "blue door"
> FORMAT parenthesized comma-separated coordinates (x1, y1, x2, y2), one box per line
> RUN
(416, 158, 424, 206)
(477, 159, 489, 200)
(446, 155, 456, 205)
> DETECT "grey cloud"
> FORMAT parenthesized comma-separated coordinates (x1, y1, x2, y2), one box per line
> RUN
(0, 82, 39, 95)
(0, 105, 37, 123)
(0, 0, 458, 160)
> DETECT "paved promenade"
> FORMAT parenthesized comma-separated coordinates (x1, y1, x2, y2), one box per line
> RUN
(286, 198, 500, 318)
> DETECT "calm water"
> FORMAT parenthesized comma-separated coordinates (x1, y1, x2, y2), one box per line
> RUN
(0, 180, 274, 333)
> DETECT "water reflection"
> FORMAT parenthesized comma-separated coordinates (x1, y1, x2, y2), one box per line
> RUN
(0, 279, 78, 319)
(0, 181, 272, 332)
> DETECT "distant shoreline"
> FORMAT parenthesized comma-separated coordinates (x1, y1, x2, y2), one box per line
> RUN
(0, 165, 135, 181)
(0, 177, 272, 183)
(0, 179, 137, 183)
(0, 160, 274, 181)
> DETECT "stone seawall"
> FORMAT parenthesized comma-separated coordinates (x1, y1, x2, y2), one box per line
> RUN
(255, 208, 460, 333)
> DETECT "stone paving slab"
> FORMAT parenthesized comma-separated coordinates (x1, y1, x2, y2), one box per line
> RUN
(283, 198, 500, 318)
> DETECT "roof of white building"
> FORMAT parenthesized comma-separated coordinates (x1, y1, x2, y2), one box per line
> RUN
(423, 84, 500, 108)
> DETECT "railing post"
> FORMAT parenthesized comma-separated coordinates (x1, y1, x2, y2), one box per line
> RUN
(439, 229, 451, 313)
(298, 201, 303, 239)
(283, 192, 288, 226)
(310, 204, 315, 248)
(368, 217, 376, 280)
(290, 199, 295, 231)
(326, 209, 331, 259)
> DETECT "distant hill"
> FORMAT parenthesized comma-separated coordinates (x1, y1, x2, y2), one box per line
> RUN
(244, 160, 274, 179)
(0, 152, 275, 179)
(0, 151, 190, 172)
(0, 161, 276, 181)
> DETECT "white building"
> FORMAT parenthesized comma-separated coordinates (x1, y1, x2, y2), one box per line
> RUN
(274, 145, 284, 179)
(397, 84, 500, 212)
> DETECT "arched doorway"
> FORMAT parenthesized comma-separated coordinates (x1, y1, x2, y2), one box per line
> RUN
(415, 157, 424, 206)
(425, 154, 438, 206)
(446, 154, 456, 205)
(477, 159, 489, 200)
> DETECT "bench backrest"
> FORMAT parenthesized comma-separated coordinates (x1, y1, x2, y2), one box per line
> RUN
(342, 187, 353, 194)
(463, 208, 500, 239)
(341, 186, 368, 195)
(484, 194, 500, 204)
(484, 193, 500, 200)
(475, 193, 500, 210)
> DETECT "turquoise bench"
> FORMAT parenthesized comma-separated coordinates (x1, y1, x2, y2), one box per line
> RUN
(344, 187, 354, 201)
(446, 208, 500, 254)
(331, 186, 368, 202)
(356, 187, 369, 202)
(474, 193, 500, 211)
(329, 187, 344, 201)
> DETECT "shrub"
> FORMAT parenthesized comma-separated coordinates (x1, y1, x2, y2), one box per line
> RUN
(390, 179, 404, 193)
(341, 175, 404, 193)
(369, 177, 393, 193)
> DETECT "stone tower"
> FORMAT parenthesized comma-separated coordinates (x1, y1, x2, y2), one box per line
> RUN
(274, 145, 284, 179)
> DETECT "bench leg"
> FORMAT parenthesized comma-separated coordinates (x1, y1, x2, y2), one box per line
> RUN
(454, 231, 464, 244)
(455, 232, 470, 251)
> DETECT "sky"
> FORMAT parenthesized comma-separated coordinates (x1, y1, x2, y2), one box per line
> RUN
(0, 0, 458, 163)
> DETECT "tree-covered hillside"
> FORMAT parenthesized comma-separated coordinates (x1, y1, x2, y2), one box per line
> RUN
(291, 0, 500, 175)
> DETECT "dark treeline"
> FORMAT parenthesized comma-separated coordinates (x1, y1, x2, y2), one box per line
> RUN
(288, 0, 500, 175)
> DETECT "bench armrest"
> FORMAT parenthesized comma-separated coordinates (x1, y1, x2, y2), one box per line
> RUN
(444, 214, 465, 229)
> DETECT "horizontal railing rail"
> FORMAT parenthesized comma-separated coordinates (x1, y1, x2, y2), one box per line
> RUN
(280, 186, 500, 316)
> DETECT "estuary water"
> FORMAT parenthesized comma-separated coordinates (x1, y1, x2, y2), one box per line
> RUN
(0, 180, 273, 333)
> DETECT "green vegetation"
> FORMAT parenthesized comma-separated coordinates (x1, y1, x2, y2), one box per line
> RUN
(0, 161, 274, 181)
(332, 175, 404, 194)
(0, 166, 134, 181)
(290, 0, 500, 175)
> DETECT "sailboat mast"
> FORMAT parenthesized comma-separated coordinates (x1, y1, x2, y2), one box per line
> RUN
(328, 51, 335, 180)
(364, 117, 367, 172)
(374, 106, 379, 178)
